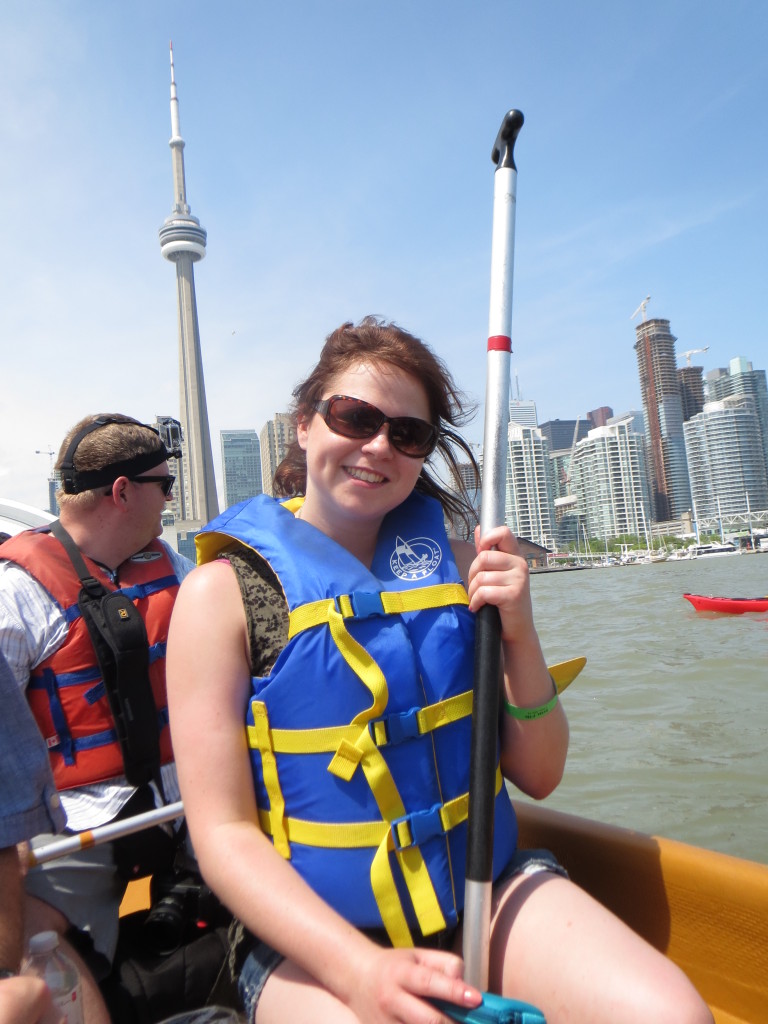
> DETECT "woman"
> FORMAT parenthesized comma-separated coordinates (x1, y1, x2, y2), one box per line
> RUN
(167, 317, 711, 1024)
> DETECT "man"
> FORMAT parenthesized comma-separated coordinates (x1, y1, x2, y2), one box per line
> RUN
(0, 414, 194, 1023)
(0, 649, 66, 1023)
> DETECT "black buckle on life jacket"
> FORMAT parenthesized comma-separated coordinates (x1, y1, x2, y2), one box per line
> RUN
(391, 803, 445, 851)
(369, 707, 421, 747)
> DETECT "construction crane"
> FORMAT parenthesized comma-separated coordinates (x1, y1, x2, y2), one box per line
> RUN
(35, 448, 56, 476)
(680, 347, 709, 367)
(554, 417, 580, 511)
(630, 295, 651, 322)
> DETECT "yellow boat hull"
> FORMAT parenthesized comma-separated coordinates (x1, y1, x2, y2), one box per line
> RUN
(513, 800, 768, 1024)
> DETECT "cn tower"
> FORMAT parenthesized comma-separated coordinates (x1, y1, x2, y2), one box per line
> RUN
(158, 43, 219, 524)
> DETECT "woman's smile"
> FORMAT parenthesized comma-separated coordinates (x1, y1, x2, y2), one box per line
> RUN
(344, 465, 388, 484)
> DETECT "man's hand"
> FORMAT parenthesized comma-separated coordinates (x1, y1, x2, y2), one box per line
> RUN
(0, 975, 64, 1024)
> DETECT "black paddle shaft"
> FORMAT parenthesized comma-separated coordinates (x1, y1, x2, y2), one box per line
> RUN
(465, 604, 503, 882)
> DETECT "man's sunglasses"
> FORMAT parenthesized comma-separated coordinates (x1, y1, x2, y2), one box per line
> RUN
(129, 475, 176, 498)
(313, 396, 438, 458)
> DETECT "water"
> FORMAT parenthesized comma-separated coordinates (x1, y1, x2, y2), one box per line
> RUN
(523, 552, 768, 864)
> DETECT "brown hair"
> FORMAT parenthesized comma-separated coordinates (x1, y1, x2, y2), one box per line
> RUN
(55, 414, 166, 511)
(273, 317, 480, 535)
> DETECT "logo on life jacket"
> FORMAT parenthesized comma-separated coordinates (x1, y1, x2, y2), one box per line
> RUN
(389, 536, 442, 581)
(130, 551, 163, 563)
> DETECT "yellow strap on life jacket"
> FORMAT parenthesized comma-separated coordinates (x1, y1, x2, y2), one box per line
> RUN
(287, 583, 469, 641)
(247, 689, 474, 755)
(255, 767, 503, 849)
(369, 689, 474, 748)
(249, 702, 290, 859)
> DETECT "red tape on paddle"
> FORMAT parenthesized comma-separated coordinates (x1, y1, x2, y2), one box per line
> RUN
(487, 335, 512, 352)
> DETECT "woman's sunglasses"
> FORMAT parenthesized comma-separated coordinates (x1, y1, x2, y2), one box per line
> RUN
(312, 396, 438, 458)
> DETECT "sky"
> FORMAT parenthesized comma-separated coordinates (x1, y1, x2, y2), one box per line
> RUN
(1, 0, 766, 509)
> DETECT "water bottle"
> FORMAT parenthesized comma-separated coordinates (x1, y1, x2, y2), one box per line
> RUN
(21, 930, 84, 1024)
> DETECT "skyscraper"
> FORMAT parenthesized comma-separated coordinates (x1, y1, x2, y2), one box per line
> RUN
(448, 461, 481, 540)
(633, 317, 691, 521)
(587, 407, 613, 429)
(571, 420, 651, 540)
(539, 419, 589, 547)
(508, 399, 538, 428)
(221, 430, 262, 508)
(706, 357, 768, 477)
(158, 44, 219, 524)
(504, 423, 554, 548)
(677, 365, 705, 422)
(683, 396, 768, 518)
(260, 414, 296, 497)
(538, 419, 589, 454)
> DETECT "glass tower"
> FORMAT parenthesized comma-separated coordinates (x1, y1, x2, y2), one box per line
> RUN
(504, 423, 555, 549)
(705, 357, 768, 479)
(683, 396, 768, 518)
(572, 420, 651, 541)
(221, 430, 262, 509)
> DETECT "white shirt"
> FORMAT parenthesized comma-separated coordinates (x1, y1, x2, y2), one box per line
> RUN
(0, 540, 194, 831)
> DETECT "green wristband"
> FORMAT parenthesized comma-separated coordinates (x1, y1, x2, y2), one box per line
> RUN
(503, 688, 558, 721)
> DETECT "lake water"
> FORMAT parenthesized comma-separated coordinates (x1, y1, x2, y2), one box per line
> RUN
(521, 551, 767, 865)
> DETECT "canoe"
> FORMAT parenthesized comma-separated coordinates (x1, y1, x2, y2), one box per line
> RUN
(684, 593, 768, 614)
(119, 801, 768, 1024)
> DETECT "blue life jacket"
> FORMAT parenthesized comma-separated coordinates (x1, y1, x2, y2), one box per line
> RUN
(197, 492, 518, 947)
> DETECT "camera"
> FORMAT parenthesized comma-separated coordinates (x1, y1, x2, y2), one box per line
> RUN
(143, 872, 226, 956)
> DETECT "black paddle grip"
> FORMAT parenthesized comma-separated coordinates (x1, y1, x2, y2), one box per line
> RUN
(465, 603, 503, 883)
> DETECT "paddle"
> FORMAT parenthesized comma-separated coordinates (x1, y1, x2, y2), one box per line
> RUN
(436, 109, 587, 1024)
(461, 108, 524, 994)
(549, 656, 587, 693)
(26, 800, 184, 867)
(431, 109, 549, 1024)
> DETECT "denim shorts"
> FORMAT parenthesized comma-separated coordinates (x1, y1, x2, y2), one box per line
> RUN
(237, 847, 566, 1021)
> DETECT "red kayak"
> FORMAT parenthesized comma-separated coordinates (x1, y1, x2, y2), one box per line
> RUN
(684, 593, 768, 614)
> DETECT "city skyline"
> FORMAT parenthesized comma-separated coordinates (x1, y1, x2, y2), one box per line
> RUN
(1, 2, 766, 510)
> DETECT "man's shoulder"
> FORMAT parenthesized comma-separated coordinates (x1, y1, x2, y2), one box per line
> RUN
(0, 530, 77, 606)
(0, 551, 52, 598)
(0, 527, 52, 558)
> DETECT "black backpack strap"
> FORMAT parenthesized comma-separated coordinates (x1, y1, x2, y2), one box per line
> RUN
(49, 518, 107, 600)
(49, 520, 163, 789)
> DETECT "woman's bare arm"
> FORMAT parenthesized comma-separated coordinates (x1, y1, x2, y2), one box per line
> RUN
(452, 527, 568, 798)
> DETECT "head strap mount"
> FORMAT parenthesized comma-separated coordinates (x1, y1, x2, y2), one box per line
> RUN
(58, 417, 180, 495)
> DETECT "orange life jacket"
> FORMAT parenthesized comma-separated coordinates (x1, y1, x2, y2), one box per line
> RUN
(2, 529, 178, 790)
